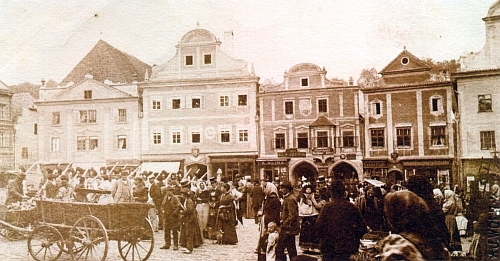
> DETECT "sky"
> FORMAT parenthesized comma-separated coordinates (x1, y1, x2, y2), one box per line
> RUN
(0, 0, 495, 86)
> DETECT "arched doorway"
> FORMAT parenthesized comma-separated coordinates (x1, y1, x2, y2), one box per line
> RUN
(331, 162, 359, 180)
(186, 164, 208, 179)
(291, 162, 318, 185)
(387, 169, 404, 186)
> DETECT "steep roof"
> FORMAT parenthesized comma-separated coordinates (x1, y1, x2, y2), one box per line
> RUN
(61, 40, 151, 85)
(0, 80, 10, 91)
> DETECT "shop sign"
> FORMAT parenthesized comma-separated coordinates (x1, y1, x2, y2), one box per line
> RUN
(312, 147, 334, 155)
(258, 160, 287, 166)
(278, 148, 306, 158)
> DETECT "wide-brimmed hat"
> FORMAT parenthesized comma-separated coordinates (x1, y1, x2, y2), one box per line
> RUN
(279, 181, 293, 190)
(16, 172, 26, 179)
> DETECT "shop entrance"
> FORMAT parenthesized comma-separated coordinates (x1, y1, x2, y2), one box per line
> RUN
(291, 162, 318, 185)
(331, 162, 359, 180)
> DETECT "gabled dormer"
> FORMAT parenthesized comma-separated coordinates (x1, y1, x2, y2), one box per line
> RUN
(48, 76, 134, 102)
(379, 48, 432, 85)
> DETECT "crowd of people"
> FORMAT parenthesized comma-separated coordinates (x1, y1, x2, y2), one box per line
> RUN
(5, 166, 498, 260)
(255, 175, 496, 261)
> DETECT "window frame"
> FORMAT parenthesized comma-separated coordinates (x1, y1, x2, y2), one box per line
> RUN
(51, 137, 60, 152)
(77, 136, 87, 151)
(203, 54, 212, 65)
(118, 109, 127, 123)
(275, 133, 286, 149)
(52, 112, 61, 126)
(152, 98, 162, 110)
(316, 131, 329, 148)
(172, 98, 181, 109)
(478, 94, 492, 112)
(118, 135, 127, 149)
(300, 77, 309, 87)
(191, 132, 201, 143)
(430, 126, 446, 147)
(342, 130, 355, 148)
(219, 95, 229, 107)
(153, 132, 162, 145)
(238, 129, 248, 142)
(371, 128, 385, 149)
(84, 90, 92, 99)
(220, 130, 230, 143)
(396, 127, 412, 148)
(297, 132, 309, 149)
(284, 101, 294, 115)
(172, 131, 181, 144)
(318, 98, 328, 113)
(89, 136, 99, 151)
(192, 98, 201, 108)
(480, 131, 496, 150)
(238, 95, 247, 106)
(185, 55, 194, 66)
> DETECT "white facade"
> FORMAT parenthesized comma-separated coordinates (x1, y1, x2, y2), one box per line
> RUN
(141, 29, 259, 180)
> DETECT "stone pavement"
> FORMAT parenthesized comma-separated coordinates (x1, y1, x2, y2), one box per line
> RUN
(0, 219, 263, 261)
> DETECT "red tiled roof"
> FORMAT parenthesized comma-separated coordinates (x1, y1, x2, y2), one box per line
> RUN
(61, 40, 151, 85)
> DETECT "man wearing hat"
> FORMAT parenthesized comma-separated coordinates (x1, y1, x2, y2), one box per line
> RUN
(5, 172, 28, 205)
(160, 185, 181, 250)
(276, 181, 299, 261)
(111, 171, 133, 203)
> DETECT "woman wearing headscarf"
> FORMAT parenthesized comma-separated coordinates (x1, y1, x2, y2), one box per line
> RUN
(442, 188, 462, 252)
(380, 190, 450, 260)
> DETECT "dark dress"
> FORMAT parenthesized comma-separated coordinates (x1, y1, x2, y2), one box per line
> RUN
(217, 192, 238, 244)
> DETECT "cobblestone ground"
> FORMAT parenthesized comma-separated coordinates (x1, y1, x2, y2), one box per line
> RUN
(0, 219, 264, 261)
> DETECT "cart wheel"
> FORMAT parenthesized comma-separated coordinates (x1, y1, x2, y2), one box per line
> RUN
(69, 215, 109, 261)
(1, 221, 24, 240)
(27, 225, 63, 261)
(117, 218, 154, 261)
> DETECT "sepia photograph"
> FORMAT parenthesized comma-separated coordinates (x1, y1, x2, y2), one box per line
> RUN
(0, 1, 499, 260)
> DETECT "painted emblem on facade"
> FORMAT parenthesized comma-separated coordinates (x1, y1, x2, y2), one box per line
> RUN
(299, 99, 312, 116)
(205, 126, 216, 140)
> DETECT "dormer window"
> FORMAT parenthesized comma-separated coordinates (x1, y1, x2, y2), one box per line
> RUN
(204, 54, 212, 65)
(300, 77, 309, 87)
(401, 57, 409, 65)
(185, 55, 193, 66)
(84, 90, 92, 99)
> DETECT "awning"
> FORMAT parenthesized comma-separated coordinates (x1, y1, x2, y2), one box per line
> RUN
(139, 162, 180, 174)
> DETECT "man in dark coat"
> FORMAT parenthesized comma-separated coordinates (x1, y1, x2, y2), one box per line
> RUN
(150, 173, 164, 230)
(250, 179, 264, 224)
(276, 181, 300, 261)
(160, 185, 181, 250)
(315, 180, 367, 261)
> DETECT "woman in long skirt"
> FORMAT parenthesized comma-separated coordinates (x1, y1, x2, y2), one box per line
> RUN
(442, 189, 462, 252)
(298, 184, 321, 253)
(217, 183, 238, 244)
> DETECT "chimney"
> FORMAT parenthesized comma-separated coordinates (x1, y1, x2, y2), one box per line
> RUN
(224, 31, 234, 57)
(84, 74, 93, 80)
(349, 77, 354, 86)
(41, 78, 46, 87)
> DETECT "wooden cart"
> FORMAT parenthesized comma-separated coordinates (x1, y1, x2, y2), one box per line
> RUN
(28, 199, 154, 261)
(0, 203, 37, 240)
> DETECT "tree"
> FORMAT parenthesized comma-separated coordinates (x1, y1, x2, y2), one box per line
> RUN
(358, 68, 379, 87)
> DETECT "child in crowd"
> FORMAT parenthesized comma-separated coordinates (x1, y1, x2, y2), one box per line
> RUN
(266, 222, 279, 261)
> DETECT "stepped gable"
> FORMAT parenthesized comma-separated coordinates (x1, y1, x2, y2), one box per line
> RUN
(61, 40, 151, 85)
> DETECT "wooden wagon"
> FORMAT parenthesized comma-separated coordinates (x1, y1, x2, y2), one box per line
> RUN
(0, 203, 37, 240)
(28, 199, 154, 261)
